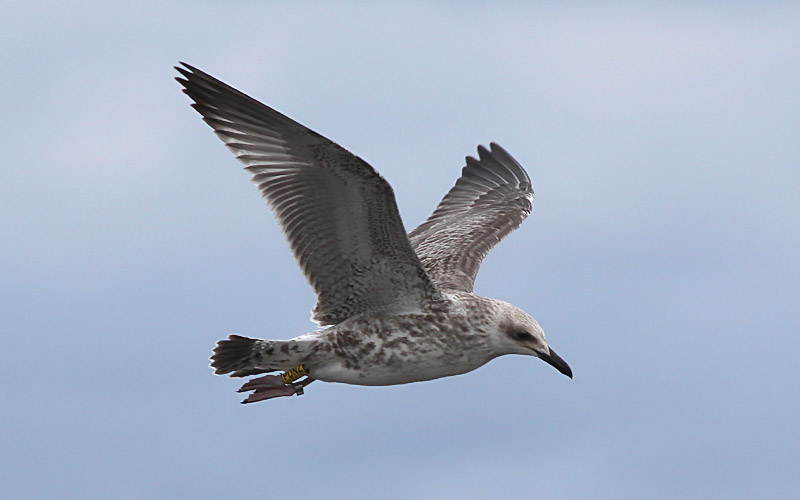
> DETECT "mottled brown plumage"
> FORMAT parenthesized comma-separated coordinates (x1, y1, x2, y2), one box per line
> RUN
(176, 63, 571, 403)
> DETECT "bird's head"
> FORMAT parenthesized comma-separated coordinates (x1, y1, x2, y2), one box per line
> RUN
(495, 303, 572, 379)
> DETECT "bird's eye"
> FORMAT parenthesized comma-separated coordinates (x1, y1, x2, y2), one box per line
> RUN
(514, 330, 533, 341)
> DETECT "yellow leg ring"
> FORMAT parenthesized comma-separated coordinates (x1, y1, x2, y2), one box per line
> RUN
(281, 364, 308, 384)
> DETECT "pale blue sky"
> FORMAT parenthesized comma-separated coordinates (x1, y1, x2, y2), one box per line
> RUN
(2, 2, 799, 499)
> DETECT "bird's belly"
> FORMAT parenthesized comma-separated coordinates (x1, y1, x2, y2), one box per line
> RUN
(304, 310, 495, 386)
(309, 352, 490, 386)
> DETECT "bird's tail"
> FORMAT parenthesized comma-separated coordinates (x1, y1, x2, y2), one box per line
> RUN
(210, 335, 301, 377)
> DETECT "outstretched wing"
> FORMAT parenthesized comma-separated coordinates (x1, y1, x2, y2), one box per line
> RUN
(408, 143, 533, 292)
(176, 63, 441, 325)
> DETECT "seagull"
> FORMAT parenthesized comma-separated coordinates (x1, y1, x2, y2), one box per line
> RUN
(175, 62, 572, 403)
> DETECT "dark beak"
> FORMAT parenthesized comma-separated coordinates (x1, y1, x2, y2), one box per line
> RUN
(539, 347, 572, 379)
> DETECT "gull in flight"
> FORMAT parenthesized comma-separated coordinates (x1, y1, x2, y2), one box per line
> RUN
(175, 62, 572, 403)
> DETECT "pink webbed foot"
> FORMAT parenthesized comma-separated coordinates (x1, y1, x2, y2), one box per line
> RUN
(237, 374, 314, 404)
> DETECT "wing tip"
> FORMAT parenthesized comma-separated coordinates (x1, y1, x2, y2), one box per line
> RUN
(470, 142, 531, 186)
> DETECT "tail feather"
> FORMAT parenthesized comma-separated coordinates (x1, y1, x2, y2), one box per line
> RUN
(211, 334, 302, 378)
(211, 335, 274, 377)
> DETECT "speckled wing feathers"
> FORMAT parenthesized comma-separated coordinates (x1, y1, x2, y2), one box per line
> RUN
(408, 144, 533, 292)
(176, 63, 442, 325)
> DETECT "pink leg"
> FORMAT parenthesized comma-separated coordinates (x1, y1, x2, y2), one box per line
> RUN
(237, 374, 314, 404)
